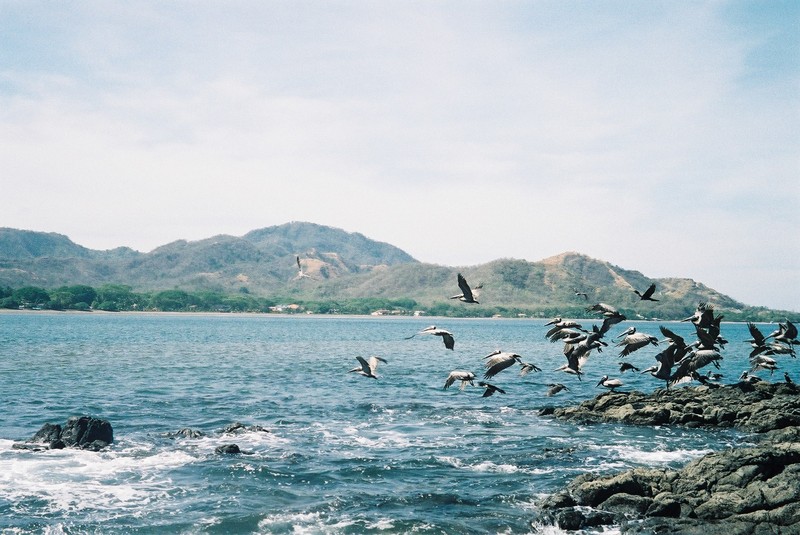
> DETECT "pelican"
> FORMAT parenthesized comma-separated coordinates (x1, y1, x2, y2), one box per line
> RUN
(599, 312, 627, 335)
(615, 327, 659, 357)
(573, 288, 589, 300)
(555, 350, 588, 380)
(443, 370, 476, 390)
(450, 273, 480, 304)
(641, 345, 677, 389)
(546, 383, 570, 396)
(634, 283, 659, 302)
(483, 350, 522, 379)
(766, 320, 799, 346)
(519, 362, 542, 376)
(619, 361, 640, 373)
(294, 256, 317, 280)
(348, 356, 387, 379)
(681, 302, 719, 329)
(587, 303, 619, 316)
(478, 381, 506, 397)
(750, 355, 778, 375)
(406, 325, 455, 350)
(785, 372, 794, 384)
(739, 371, 763, 384)
(670, 349, 721, 385)
(597, 375, 623, 391)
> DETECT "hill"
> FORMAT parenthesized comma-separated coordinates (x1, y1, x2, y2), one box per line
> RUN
(0, 223, 794, 320)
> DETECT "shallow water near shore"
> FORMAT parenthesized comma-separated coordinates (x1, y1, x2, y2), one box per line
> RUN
(1, 312, 796, 533)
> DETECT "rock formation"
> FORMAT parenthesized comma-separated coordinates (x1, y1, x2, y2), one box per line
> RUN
(14, 416, 113, 451)
(538, 382, 800, 533)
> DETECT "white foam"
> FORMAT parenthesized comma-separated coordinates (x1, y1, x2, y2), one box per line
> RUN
(0, 439, 196, 518)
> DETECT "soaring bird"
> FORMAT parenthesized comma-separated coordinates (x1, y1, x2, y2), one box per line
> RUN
(450, 273, 480, 304)
(597, 375, 623, 391)
(546, 383, 570, 396)
(443, 370, 476, 390)
(587, 303, 619, 316)
(555, 350, 588, 380)
(519, 362, 542, 376)
(348, 356, 387, 379)
(766, 320, 799, 347)
(294, 256, 317, 280)
(573, 288, 589, 300)
(482, 350, 523, 379)
(750, 355, 778, 375)
(681, 302, 719, 329)
(406, 325, 455, 350)
(634, 283, 659, 301)
(478, 381, 506, 397)
(619, 361, 640, 373)
(614, 327, 659, 357)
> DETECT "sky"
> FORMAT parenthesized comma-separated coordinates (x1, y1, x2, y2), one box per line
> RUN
(1, 1, 798, 311)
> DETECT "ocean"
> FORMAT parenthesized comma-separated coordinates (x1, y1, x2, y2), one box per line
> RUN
(1, 312, 794, 534)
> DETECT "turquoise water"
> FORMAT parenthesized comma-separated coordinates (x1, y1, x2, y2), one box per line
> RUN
(0, 312, 792, 534)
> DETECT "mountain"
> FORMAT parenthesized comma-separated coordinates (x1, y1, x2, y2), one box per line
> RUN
(0, 223, 790, 319)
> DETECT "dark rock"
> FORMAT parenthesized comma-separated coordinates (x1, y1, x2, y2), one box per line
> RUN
(16, 416, 113, 451)
(60, 416, 113, 448)
(220, 422, 270, 434)
(645, 492, 682, 517)
(31, 423, 62, 444)
(168, 428, 205, 439)
(215, 444, 241, 454)
(598, 492, 652, 516)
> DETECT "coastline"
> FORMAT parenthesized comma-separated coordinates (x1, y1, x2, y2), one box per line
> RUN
(537, 382, 800, 533)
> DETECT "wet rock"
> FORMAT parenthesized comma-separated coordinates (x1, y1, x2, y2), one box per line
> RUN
(220, 422, 270, 435)
(215, 444, 241, 455)
(167, 428, 205, 439)
(14, 416, 113, 451)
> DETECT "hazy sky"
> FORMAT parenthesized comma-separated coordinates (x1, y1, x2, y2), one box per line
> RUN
(2, 1, 798, 311)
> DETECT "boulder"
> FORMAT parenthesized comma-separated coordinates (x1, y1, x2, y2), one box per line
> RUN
(15, 416, 113, 451)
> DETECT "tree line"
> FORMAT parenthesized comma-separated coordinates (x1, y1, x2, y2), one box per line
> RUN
(0, 284, 792, 321)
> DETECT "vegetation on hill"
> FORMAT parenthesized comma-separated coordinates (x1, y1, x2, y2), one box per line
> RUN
(0, 224, 796, 321)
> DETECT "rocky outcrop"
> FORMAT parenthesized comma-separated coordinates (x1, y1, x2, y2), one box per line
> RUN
(14, 416, 113, 451)
(540, 381, 800, 431)
(539, 382, 800, 533)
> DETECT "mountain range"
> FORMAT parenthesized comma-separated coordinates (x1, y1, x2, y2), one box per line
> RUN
(0, 222, 791, 320)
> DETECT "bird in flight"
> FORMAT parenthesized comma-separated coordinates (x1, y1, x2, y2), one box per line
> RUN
(634, 283, 659, 301)
(450, 273, 480, 304)
(294, 256, 317, 280)
(443, 370, 476, 390)
(406, 325, 455, 350)
(478, 381, 506, 397)
(348, 356, 387, 379)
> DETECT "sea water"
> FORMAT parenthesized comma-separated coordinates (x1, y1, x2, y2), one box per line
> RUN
(1, 312, 794, 534)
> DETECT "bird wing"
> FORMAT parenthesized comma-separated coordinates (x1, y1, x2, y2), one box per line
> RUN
(368, 356, 387, 372)
(659, 326, 686, 348)
(439, 331, 455, 350)
(296, 256, 301, 270)
(354, 356, 370, 374)
(457, 273, 474, 301)
(643, 283, 656, 299)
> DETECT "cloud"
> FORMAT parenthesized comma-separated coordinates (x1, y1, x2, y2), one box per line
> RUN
(1, 1, 798, 310)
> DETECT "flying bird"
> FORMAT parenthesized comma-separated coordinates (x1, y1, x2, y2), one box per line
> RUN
(406, 325, 455, 350)
(546, 383, 570, 396)
(443, 370, 476, 390)
(614, 327, 659, 357)
(450, 273, 480, 304)
(573, 288, 589, 300)
(519, 362, 542, 376)
(294, 256, 317, 280)
(619, 361, 640, 373)
(348, 356, 387, 379)
(633, 283, 659, 301)
(478, 381, 506, 397)
(482, 350, 523, 379)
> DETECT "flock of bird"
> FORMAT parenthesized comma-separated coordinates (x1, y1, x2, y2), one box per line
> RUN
(340, 269, 798, 398)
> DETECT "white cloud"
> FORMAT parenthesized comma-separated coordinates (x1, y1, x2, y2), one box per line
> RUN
(1, 1, 798, 310)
